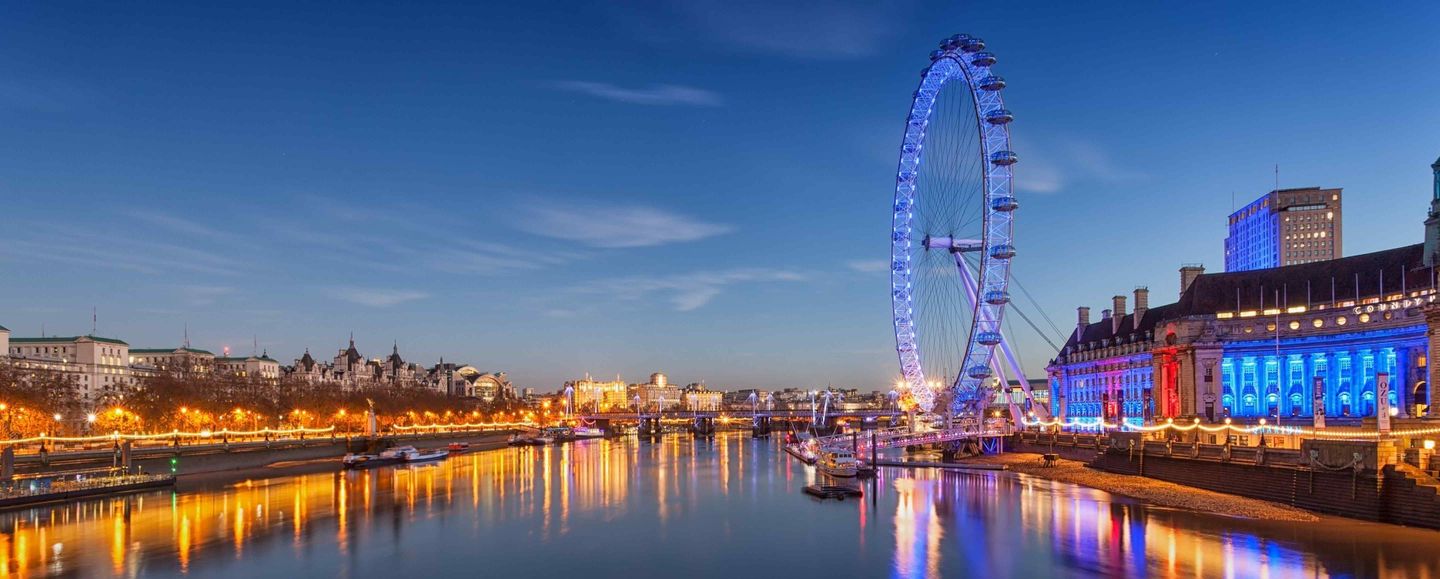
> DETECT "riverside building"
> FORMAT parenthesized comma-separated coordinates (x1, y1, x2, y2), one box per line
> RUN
(1225, 187, 1343, 272)
(1050, 158, 1437, 426)
(6, 335, 136, 402)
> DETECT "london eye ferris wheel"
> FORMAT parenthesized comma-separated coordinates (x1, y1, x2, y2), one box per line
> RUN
(890, 34, 1018, 415)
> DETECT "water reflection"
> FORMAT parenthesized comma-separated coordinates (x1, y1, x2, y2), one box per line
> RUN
(0, 433, 1433, 577)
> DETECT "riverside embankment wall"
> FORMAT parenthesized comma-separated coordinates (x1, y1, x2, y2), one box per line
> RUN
(15, 431, 514, 479)
(1010, 435, 1440, 530)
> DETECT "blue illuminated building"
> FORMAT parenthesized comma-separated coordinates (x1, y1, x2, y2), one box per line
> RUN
(1225, 187, 1342, 272)
(1050, 158, 1438, 427)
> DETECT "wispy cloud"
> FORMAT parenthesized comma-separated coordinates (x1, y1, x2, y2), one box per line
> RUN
(0, 233, 248, 277)
(127, 210, 242, 243)
(266, 196, 573, 276)
(177, 285, 236, 307)
(555, 81, 723, 107)
(1014, 136, 1144, 194)
(609, 1, 918, 60)
(329, 288, 429, 307)
(846, 259, 890, 274)
(517, 200, 733, 249)
(575, 268, 806, 311)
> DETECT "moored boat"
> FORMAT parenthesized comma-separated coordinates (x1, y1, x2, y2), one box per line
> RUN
(400, 447, 450, 463)
(342, 445, 414, 469)
(571, 426, 605, 439)
(818, 448, 859, 477)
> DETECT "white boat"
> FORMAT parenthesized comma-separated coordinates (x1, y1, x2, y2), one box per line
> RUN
(572, 426, 605, 439)
(399, 447, 450, 463)
(343, 445, 415, 469)
(819, 448, 859, 477)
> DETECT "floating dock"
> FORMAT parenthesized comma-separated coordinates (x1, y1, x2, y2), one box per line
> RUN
(803, 484, 863, 500)
(0, 470, 174, 510)
(783, 444, 817, 465)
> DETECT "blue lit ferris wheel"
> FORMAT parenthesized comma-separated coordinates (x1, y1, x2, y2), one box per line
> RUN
(891, 34, 1017, 415)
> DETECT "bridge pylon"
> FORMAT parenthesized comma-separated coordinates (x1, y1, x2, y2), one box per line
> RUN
(751, 414, 772, 438)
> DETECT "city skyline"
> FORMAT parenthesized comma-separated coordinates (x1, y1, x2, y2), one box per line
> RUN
(3, 1, 1439, 392)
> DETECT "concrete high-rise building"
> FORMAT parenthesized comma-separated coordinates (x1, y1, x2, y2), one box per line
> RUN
(1224, 187, 1342, 271)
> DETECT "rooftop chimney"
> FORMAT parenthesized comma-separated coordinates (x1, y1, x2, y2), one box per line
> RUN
(1100, 308, 1112, 321)
(1111, 295, 1127, 333)
(1133, 287, 1149, 330)
(1180, 264, 1205, 297)
(1076, 306, 1090, 341)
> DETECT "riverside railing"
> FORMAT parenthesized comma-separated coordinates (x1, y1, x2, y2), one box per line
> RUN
(0, 421, 536, 457)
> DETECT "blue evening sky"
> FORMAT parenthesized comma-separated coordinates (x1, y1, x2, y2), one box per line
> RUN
(2, 1, 1437, 392)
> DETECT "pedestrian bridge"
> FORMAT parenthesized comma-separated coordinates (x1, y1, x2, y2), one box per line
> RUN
(814, 425, 1011, 453)
(577, 409, 903, 421)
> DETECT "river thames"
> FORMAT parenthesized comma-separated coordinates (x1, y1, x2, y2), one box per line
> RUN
(1, 433, 1437, 578)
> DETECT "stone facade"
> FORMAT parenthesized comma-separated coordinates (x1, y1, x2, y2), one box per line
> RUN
(6, 335, 135, 402)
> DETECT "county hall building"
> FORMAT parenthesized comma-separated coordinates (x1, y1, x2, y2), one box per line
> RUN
(1048, 157, 1440, 426)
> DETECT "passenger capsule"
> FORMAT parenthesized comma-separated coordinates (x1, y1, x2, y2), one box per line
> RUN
(960, 37, 986, 53)
(929, 49, 945, 61)
(979, 75, 1006, 91)
(989, 244, 1016, 259)
(985, 108, 1014, 125)
(983, 290, 1010, 305)
(989, 150, 1019, 166)
(991, 196, 1019, 212)
(967, 365, 992, 379)
(977, 331, 1002, 346)
(970, 52, 997, 67)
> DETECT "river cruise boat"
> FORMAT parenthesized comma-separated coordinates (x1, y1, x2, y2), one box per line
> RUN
(571, 426, 605, 439)
(400, 447, 450, 463)
(818, 448, 859, 477)
(342, 445, 414, 469)
(509, 433, 554, 446)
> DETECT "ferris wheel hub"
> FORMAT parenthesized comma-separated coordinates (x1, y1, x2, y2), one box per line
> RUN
(921, 236, 984, 253)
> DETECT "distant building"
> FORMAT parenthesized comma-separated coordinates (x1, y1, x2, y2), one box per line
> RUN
(570, 374, 629, 412)
(0, 324, 9, 361)
(1225, 187, 1342, 271)
(990, 378, 1049, 409)
(631, 372, 681, 411)
(215, 352, 282, 382)
(129, 346, 216, 373)
(681, 383, 722, 411)
(6, 335, 135, 402)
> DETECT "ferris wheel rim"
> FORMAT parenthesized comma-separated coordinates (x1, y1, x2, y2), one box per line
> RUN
(889, 34, 1017, 414)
